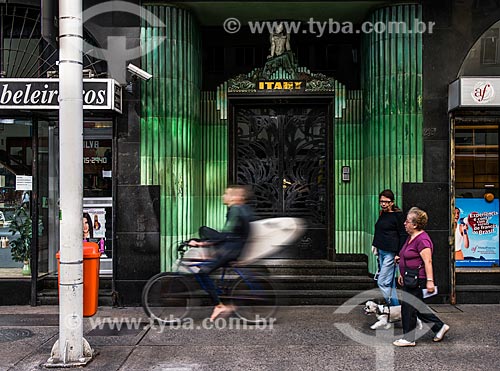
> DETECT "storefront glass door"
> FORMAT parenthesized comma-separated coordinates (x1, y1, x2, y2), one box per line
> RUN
(0, 118, 51, 277)
(0, 119, 32, 275)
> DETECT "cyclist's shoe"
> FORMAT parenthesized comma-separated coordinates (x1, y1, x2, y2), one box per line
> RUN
(210, 304, 236, 322)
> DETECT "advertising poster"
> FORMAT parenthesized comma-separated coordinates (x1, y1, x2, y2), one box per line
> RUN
(83, 208, 106, 239)
(455, 198, 499, 267)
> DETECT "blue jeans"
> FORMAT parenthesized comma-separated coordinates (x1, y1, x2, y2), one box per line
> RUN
(377, 249, 399, 306)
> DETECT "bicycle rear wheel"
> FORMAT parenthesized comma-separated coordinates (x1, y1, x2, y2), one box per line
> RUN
(142, 273, 192, 325)
(230, 273, 277, 324)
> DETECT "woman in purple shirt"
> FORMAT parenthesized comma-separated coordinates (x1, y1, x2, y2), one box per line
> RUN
(393, 207, 450, 347)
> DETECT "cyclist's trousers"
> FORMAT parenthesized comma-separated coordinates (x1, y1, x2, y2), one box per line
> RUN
(198, 242, 243, 305)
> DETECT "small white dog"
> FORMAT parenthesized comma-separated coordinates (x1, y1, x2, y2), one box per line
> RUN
(364, 300, 423, 330)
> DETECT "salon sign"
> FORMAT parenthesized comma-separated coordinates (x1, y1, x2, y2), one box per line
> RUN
(449, 77, 500, 110)
(0, 78, 122, 113)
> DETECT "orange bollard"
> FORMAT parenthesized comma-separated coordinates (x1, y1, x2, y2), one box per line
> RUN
(56, 242, 101, 317)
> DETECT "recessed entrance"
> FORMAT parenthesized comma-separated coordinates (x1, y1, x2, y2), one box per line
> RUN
(230, 101, 332, 259)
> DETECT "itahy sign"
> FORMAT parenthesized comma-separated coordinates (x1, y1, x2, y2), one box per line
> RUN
(455, 198, 499, 267)
(0, 78, 122, 113)
(257, 80, 305, 93)
(448, 77, 500, 110)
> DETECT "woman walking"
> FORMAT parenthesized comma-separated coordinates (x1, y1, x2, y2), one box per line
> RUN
(372, 189, 406, 306)
(393, 207, 450, 347)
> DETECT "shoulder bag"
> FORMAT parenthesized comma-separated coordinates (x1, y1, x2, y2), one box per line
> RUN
(403, 264, 422, 288)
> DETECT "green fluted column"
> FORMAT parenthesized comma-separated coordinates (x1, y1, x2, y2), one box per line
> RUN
(335, 91, 365, 254)
(140, 5, 202, 270)
(201, 91, 228, 230)
(362, 4, 423, 272)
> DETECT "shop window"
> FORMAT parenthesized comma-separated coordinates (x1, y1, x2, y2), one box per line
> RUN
(455, 122, 499, 268)
(456, 124, 499, 191)
(0, 119, 33, 272)
(83, 121, 113, 273)
(83, 121, 112, 198)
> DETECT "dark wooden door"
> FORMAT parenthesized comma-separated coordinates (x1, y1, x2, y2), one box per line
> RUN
(232, 104, 330, 259)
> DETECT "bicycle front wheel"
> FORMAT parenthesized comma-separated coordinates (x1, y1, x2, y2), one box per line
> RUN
(142, 273, 192, 325)
(230, 274, 277, 324)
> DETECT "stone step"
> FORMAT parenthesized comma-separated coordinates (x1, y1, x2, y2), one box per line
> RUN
(40, 276, 113, 290)
(36, 289, 114, 306)
(178, 275, 375, 292)
(456, 285, 500, 304)
(186, 288, 369, 306)
(37, 259, 373, 306)
(275, 289, 368, 306)
(248, 260, 369, 276)
(271, 275, 376, 290)
(456, 272, 500, 285)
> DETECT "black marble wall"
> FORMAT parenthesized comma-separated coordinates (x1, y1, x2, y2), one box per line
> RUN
(114, 60, 161, 303)
(87, 0, 162, 305)
(114, 185, 160, 304)
(402, 182, 450, 302)
(0, 280, 30, 305)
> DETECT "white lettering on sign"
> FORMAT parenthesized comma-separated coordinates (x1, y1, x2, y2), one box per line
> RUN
(1, 83, 58, 105)
(0, 83, 106, 106)
(82, 89, 106, 105)
(84, 141, 100, 149)
(0, 78, 122, 113)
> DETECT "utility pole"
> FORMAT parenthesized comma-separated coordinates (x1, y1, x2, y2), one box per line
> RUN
(46, 0, 93, 366)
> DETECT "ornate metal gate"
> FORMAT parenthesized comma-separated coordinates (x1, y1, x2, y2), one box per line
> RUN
(231, 103, 330, 259)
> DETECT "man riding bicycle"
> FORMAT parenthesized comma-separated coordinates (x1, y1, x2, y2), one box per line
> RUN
(188, 185, 254, 321)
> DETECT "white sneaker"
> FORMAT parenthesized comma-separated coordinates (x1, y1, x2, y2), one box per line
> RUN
(393, 338, 416, 347)
(433, 324, 450, 342)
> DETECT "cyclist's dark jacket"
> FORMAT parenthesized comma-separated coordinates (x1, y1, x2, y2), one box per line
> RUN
(221, 204, 254, 247)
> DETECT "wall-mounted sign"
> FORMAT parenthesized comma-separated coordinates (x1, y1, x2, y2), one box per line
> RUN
(257, 80, 305, 93)
(449, 77, 500, 110)
(455, 198, 499, 267)
(0, 78, 122, 113)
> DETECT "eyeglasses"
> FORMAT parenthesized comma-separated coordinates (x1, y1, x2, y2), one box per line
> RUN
(379, 200, 393, 204)
(404, 219, 414, 224)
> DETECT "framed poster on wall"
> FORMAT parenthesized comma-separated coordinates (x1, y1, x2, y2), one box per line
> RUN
(455, 198, 499, 267)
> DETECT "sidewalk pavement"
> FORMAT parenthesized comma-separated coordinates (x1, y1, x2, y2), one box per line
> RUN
(0, 303, 499, 370)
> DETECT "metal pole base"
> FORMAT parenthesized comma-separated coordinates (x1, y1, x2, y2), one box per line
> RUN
(44, 338, 96, 368)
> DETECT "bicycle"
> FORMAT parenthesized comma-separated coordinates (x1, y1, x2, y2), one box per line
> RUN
(142, 241, 278, 325)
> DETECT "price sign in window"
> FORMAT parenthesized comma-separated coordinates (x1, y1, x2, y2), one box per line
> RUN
(83, 139, 112, 197)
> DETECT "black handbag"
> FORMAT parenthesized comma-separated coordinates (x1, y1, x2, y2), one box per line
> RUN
(403, 264, 422, 288)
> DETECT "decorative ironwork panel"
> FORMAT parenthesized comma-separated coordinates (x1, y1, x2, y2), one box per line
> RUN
(235, 105, 327, 226)
(282, 107, 327, 226)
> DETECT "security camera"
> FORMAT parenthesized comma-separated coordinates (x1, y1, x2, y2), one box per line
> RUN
(127, 63, 152, 81)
